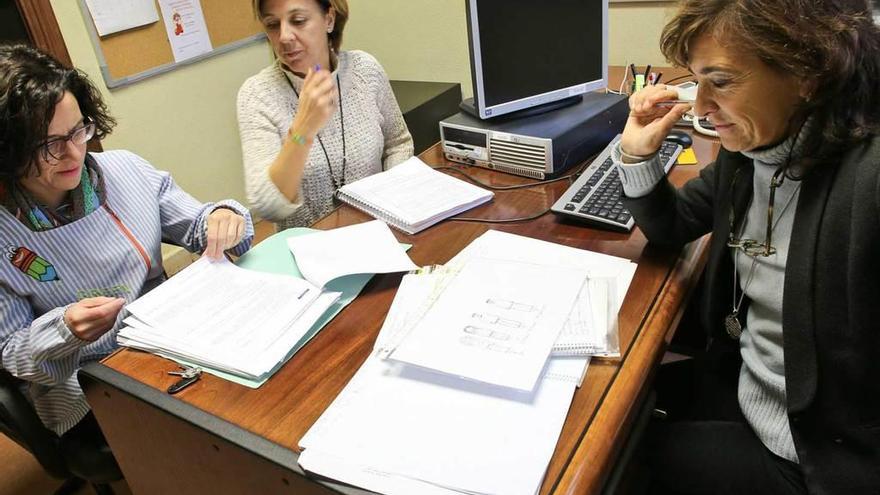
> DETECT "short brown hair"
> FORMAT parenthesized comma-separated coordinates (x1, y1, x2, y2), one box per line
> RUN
(252, 0, 349, 52)
(0, 43, 115, 184)
(660, 0, 880, 173)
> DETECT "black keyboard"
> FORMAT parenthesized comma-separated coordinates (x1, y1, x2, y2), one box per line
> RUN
(551, 135, 682, 231)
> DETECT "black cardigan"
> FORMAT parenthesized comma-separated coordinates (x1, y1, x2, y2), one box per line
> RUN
(623, 137, 880, 495)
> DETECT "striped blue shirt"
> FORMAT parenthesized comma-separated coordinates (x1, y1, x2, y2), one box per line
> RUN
(0, 150, 253, 435)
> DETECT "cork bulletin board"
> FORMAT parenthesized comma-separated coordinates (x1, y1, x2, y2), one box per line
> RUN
(78, 0, 266, 89)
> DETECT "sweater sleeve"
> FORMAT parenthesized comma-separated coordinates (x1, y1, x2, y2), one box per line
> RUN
(621, 158, 719, 248)
(364, 54, 414, 169)
(237, 78, 306, 221)
(0, 284, 89, 386)
(611, 141, 667, 198)
(126, 152, 254, 256)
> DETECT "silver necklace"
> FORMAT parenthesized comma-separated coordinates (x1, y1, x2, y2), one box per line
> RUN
(725, 177, 801, 339)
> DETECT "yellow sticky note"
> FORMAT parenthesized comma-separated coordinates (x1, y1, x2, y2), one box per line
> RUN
(677, 147, 698, 165)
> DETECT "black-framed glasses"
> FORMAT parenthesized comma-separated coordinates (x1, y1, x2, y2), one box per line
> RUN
(37, 118, 96, 163)
(727, 166, 786, 258)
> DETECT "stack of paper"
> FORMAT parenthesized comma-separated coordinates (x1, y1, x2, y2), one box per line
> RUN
(336, 157, 494, 234)
(388, 257, 588, 391)
(448, 230, 636, 357)
(118, 257, 340, 380)
(298, 230, 638, 495)
(299, 355, 586, 495)
(118, 221, 419, 383)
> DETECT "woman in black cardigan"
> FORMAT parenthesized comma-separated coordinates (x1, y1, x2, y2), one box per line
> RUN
(614, 1, 880, 494)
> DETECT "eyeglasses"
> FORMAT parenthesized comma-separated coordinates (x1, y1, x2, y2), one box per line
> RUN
(37, 118, 96, 163)
(726, 166, 786, 258)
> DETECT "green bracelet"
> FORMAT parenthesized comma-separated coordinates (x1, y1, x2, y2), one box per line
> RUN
(289, 132, 307, 145)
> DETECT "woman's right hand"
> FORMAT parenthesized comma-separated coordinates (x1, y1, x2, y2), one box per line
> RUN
(289, 67, 337, 141)
(64, 297, 126, 341)
(620, 85, 691, 160)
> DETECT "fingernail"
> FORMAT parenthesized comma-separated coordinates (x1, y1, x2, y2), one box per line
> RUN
(315, 64, 321, 71)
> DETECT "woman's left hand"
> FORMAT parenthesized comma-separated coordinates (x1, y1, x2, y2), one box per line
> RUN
(204, 208, 245, 259)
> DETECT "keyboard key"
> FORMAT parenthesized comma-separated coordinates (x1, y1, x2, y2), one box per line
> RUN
(564, 203, 576, 211)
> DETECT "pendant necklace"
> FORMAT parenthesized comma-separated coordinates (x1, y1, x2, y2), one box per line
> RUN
(725, 174, 801, 339)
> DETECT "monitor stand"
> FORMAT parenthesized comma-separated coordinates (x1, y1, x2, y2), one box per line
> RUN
(459, 95, 584, 121)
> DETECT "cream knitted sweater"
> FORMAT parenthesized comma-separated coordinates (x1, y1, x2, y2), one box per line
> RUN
(236, 50, 413, 229)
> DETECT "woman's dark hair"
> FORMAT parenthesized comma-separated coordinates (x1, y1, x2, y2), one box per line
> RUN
(0, 43, 115, 184)
(252, 0, 350, 53)
(660, 0, 880, 175)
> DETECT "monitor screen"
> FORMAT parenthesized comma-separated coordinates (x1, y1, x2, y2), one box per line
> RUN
(466, 0, 608, 119)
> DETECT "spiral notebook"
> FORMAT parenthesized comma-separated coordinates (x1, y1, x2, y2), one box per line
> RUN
(336, 157, 493, 234)
(551, 276, 621, 357)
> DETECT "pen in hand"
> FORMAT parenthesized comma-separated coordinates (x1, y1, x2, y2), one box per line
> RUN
(654, 100, 694, 107)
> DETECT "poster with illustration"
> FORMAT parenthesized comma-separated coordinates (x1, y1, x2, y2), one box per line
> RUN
(158, 0, 213, 62)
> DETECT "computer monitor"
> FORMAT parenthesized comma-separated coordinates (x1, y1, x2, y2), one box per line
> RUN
(461, 0, 609, 120)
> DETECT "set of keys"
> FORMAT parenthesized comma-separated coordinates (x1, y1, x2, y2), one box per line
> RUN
(166, 365, 202, 394)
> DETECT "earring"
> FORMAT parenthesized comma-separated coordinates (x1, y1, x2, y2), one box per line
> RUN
(327, 27, 333, 33)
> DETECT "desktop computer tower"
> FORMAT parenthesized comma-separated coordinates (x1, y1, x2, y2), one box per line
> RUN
(439, 92, 629, 179)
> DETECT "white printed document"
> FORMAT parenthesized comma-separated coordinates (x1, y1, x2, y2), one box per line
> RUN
(84, 0, 159, 36)
(299, 355, 583, 495)
(287, 220, 418, 288)
(450, 230, 637, 357)
(389, 257, 588, 391)
(117, 257, 339, 380)
(158, 0, 213, 62)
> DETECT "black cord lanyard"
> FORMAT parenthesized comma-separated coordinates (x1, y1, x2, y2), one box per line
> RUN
(285, 73, 347, 190)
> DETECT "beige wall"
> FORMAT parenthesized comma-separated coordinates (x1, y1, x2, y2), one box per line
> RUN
(50, 1, 673, 205)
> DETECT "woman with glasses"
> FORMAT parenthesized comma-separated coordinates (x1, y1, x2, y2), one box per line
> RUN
(237, 0, 413, 230)
(0, 44, 254, 440)
(613, 1, 880, 493)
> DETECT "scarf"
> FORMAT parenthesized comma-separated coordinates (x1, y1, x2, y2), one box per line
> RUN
(2, 155, 105, 232)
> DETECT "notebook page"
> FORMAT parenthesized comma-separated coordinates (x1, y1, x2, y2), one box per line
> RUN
(339, 157, 492, 228)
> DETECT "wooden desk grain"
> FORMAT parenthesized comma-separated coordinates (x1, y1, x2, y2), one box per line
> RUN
(83, 72, 720, 495)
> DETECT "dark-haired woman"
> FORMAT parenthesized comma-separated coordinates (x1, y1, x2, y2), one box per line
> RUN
(612, 1, 880, 493)
(237, 0, 413, 230)
(0, 44, 254, 438)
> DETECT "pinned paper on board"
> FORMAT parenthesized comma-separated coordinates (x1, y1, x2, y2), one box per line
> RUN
(157, 0, 213, 62)
(83, 0, 159, 37)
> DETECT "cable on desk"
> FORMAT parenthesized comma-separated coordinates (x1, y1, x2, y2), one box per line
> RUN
(433, 166, 583, 191)
(431, 155, 591, 224)
(448, 207, 553, 224)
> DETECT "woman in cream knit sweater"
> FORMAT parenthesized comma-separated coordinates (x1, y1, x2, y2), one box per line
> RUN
(237, 0, 413, 229)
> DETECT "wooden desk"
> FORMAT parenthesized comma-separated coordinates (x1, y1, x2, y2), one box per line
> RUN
(81, 86, 720, 495)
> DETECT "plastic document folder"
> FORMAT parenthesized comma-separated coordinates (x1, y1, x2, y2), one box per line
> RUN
(336, 156, 494, 234)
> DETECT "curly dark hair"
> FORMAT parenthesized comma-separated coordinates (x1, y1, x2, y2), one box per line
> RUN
(660, 0, 880, 175)
(0, 43, 115, 184)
